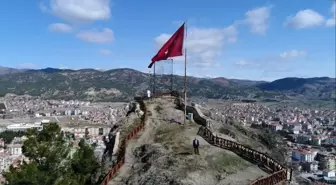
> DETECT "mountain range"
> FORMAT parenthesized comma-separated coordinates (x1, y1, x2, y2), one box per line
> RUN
(0, 66, 335, 102)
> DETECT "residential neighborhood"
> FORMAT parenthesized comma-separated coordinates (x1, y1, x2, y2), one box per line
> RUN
(200, 100, 336, 184)
(0, 94, 133, 181)
(0, 93, 335, 184)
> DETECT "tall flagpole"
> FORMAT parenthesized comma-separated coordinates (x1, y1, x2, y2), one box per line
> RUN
(184, 22, 187, 125)
(171, 59, 174, 92)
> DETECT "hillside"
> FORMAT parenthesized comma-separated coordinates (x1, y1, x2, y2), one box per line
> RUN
(109, 98, 267, 185)
(0, 68, 264, 101)
(257, 77, 336, 99)
(0, 66, 25, 75)
(0, 67, 334, 101)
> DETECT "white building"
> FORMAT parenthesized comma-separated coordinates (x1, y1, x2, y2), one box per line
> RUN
(323, 170, 336, 177)
(0, 153, 12, 172)
(74, 110, 81, 115)
(7, 144, 22, 156)
(41, 119, 50, 124)
(85, 127, 110, 136)
(66, 126, 110, 138)
(269, 123, 283, 131)
(292, 149, 318, 162)
(6, 123, 43, 131)
(285, 122, 302, 132)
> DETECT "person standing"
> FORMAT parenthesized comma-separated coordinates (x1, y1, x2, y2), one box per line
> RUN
(193, 138, 200, 155)
(147, 90, 151, 99)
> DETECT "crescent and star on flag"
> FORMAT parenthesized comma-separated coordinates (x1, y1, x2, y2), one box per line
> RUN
(148, 23, 185, 69)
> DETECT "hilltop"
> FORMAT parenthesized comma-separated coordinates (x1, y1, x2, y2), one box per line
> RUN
(0, 67, 334, 102)
(257, 77, 336, 100)
(109, 97, 268, 185)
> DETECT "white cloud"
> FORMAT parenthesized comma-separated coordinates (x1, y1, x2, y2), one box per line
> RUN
(17, 63, 39, 69)
(48, 23, 73, 33)
(285, 9, 325, 29)
(326, 2, 336, 27)
(99, 49, 112, 55)
(243, 6, 272, 35)
(154, 25, 238, 67)
(59, 64, 69, 69)
(233, 55, 296, 79)
(236, 50, 307, 71)
(41, 0, 111, 23)
(280, 50, 306, 59)
(235, 60, 251, 66)
(76, 28, 114, 44)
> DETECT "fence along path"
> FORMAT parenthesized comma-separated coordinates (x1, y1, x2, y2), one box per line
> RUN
(198, 126, 291, 185)
(175, 95, 292, 185)
(101, 93, 292, 185)
(100, 98, 147, 185)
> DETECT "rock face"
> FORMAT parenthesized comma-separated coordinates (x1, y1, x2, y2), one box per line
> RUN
(125, 102, 137, 116)
(109, 105, 128, 123)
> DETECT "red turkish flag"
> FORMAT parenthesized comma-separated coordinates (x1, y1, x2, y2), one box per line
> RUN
(148, 23, 185, 68)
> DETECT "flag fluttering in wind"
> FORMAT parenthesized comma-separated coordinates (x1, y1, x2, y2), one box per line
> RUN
(148, 23, 185, 68)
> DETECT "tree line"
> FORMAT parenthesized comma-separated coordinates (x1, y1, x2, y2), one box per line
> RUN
(0, 130, 26, 144)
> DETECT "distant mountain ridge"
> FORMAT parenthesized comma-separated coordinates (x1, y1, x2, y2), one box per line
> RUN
(25, 67, 74, 73)
(0, 66, 25, 75)
(257, 77, 336, 99)
(0, 67, 334, 101)
(25, 67, 103, 73)
(257, 77, 334, 90)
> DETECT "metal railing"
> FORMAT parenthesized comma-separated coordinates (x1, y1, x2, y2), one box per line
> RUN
(100, 99, 147, 185)
(102, 92, 292, 185)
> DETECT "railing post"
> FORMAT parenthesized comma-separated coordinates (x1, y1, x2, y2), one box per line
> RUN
(193, 101, 290, 185)
(215, 134, 217, 145)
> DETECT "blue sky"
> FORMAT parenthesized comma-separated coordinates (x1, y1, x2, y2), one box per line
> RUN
(0, 0, 335, 81)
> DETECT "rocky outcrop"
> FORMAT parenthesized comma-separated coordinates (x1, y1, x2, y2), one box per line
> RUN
(109, 105, 128, 123)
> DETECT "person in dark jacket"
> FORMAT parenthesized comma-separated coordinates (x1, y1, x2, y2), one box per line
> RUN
(193, 138, 200, 155)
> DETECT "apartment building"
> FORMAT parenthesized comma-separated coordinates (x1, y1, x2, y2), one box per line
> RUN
(324, 136, 336, 145)
(292, 149, 318, 162)
(320, 156, 336, 171)
(0, 153, 11, 172)
(269, 122, 283, 131)
(7, 144, 23, 156)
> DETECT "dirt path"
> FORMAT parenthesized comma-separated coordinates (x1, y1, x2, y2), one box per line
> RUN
(108, 101, 159, 185)
(182, 125, 267, 185)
